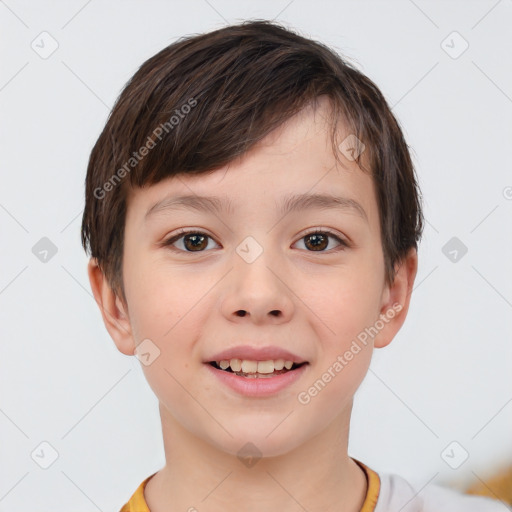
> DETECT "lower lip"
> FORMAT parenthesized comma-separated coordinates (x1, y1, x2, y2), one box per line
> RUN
(204, 363, 308, 397)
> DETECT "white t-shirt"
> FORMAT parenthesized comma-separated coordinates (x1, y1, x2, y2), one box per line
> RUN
(374, 469, 505, 511)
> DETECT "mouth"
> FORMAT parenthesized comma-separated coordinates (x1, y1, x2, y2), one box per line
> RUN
(207, 359, 308, 378)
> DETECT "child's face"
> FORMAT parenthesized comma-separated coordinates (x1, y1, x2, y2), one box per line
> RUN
(93, 97, 415, 457)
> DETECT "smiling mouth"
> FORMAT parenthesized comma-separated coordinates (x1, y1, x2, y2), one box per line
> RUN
(208, 361, 308, 378)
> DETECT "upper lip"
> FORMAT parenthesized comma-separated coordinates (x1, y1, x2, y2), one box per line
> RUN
(205, 345, 307, 364)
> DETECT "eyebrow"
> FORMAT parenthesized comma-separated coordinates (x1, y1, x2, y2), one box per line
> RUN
(144, 192, 368, 223)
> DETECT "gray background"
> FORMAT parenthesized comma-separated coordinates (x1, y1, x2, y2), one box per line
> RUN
(1, 0, 511, 510)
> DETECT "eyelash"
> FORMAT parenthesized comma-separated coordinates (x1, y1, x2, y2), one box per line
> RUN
(162, 228, 349, 254)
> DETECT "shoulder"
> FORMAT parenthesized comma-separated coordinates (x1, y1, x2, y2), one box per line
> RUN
(375, 471, 505, 512)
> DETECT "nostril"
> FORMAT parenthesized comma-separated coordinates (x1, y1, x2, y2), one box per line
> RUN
(236, 310, 247, 317)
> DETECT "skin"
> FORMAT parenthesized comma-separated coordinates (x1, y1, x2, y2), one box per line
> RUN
(88, 96, 418, 512)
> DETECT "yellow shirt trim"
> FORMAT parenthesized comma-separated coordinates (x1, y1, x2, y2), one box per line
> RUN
(354, 459, 381, 512)
(119, 472, 155, 512)
(120, 458, 380, 512)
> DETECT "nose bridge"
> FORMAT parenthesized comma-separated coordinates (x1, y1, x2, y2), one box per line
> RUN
(221, 235, 293, 323)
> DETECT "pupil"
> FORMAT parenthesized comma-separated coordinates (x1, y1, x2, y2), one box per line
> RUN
(306, 233, 327, 251)
(185, 234, 207, 251)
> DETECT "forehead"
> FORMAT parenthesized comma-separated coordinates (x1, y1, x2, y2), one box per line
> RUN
(124, 98, 377, 228)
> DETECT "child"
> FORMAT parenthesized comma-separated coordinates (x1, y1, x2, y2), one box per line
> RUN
(81, 20, 504, 511)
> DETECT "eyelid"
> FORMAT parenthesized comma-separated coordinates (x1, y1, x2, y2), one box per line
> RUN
(300, 227, 348, 243)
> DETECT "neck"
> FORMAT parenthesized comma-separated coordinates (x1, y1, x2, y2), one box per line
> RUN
(144, 401, 368, 512)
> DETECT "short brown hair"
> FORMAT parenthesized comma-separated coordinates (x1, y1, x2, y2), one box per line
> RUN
(81, 19, 423, 304)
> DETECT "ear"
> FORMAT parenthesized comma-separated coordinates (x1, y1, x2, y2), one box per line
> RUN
(87, 258, 135, 356)
(374, 248, 418, 349)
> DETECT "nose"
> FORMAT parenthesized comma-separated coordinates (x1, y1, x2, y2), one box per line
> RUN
(220, 253, 294, 325)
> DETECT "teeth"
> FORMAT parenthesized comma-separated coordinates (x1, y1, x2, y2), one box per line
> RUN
(257, 361, 274, 374)
(241, 360, 258, 373)
(230, 358, 242, 372)
(274, 359, 285, 370)
(215, 358, 298, 373)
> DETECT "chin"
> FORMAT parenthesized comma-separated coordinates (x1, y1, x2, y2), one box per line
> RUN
(206, 421, 304, 460)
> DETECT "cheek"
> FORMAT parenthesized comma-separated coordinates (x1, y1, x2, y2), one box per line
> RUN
(126, 259, 218, 373)
(125, 252, 211, 339)
(302, 269, 383, 347)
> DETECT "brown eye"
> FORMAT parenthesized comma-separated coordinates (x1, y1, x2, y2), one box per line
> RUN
(296, 230, 346, 252)
(304, 233, 329, 251)
(182, 233, 208, 251)
(164, 229, 347, 254)
(164, 231, 218, 252)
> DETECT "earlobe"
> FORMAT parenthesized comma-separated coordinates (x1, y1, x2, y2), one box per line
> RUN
(374, 248, 418, 349)
(87, 258, 135, 356)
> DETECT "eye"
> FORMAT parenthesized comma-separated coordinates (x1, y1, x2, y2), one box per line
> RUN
(162, 228, 349, 254)
(294, 229, 348, 252)
(163, 230, 219, 252)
